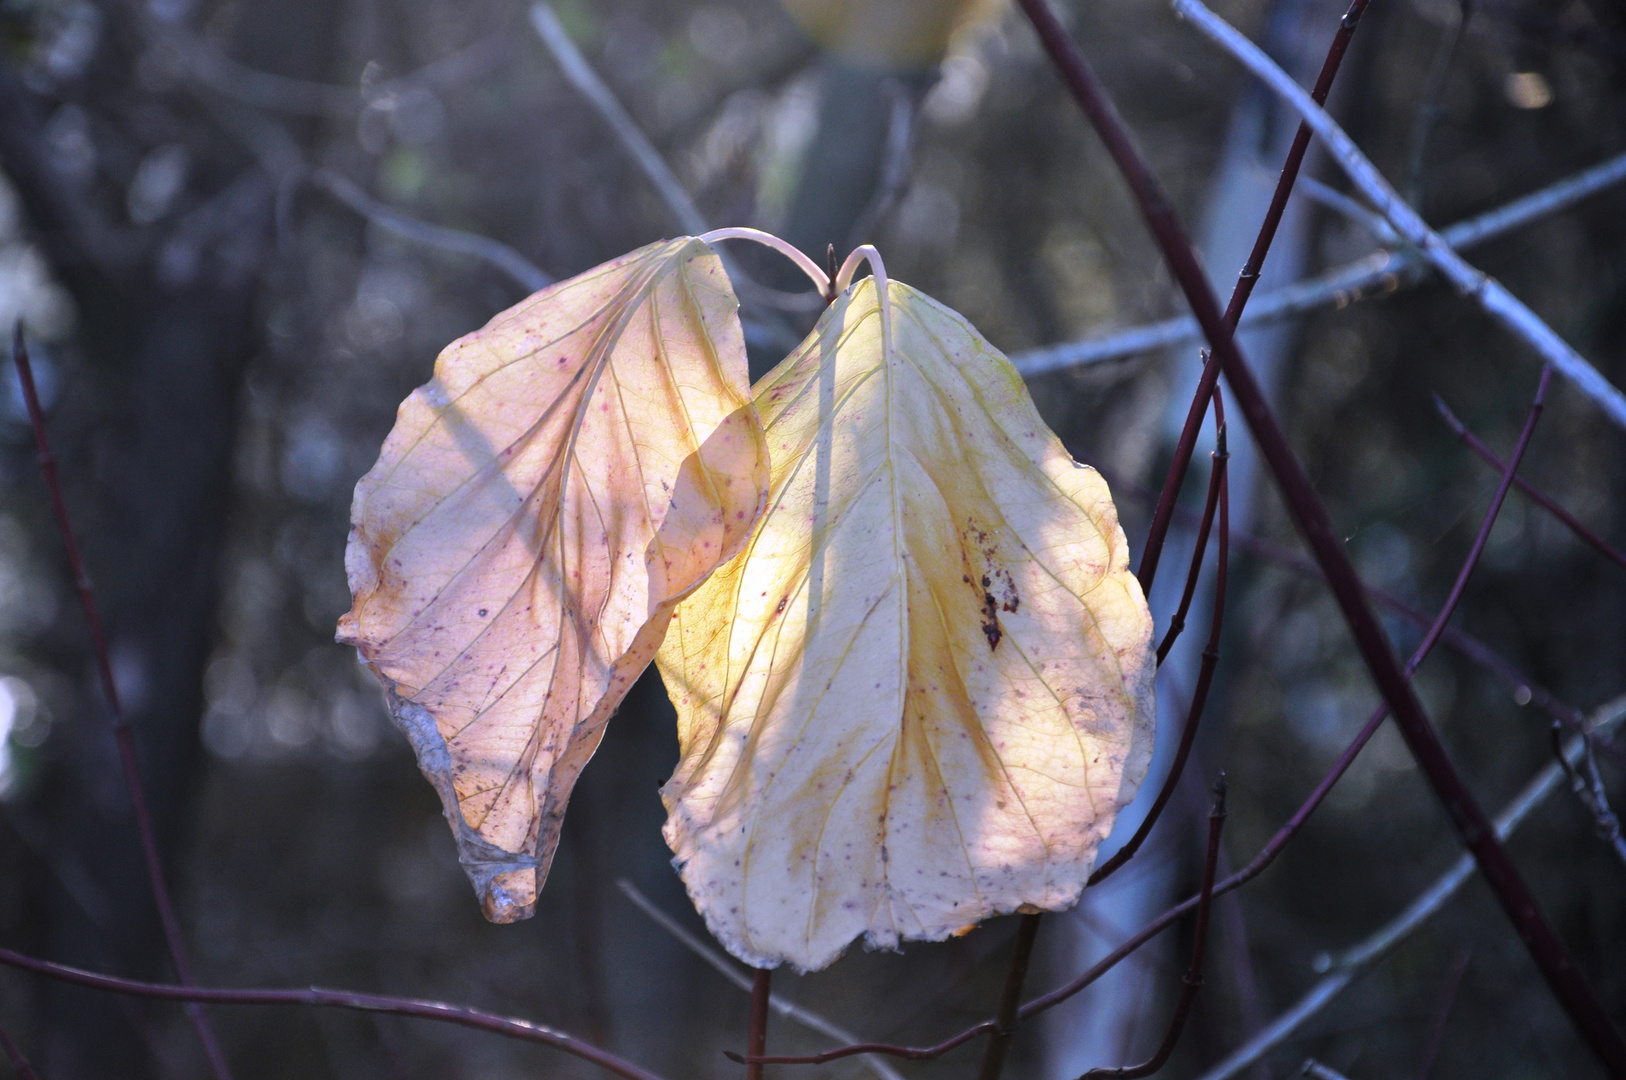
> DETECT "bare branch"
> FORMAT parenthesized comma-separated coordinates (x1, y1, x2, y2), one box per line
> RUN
(1301, 1061, 1354, 1080)
(11, 330, 234, 1080)
(1191, 694, 1626, 1080)
(0, 945, 669, 1080)
(175, 29, 510, 118)
(1012, 151, 1626, 378)
(310, 169, 553, 292)
(529, 3, 708, 237)
(0, 1021, 40, 1080)
(1079, 778, 1228, 1079)
(1172, 0, 1626, 429)
(1434, 395, 1626, 573)
(615, 881, 906, 1080)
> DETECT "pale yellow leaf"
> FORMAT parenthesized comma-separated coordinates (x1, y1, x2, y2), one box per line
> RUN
(338, 237, 768, 922)
(656, 276, 1155, 971)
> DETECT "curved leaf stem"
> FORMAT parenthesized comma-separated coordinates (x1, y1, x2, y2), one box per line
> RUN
(10, 328, 235, 1080)
(701, 228, 832, 297)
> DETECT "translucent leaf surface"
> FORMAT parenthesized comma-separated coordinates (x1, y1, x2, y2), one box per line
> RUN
(339, 237, 768, 922)
(656, 276, 1155, 970)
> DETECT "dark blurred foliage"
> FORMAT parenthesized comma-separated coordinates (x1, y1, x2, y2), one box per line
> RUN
(0, 0, 1620, 1077)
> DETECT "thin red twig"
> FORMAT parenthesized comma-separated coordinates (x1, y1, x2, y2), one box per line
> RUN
(1416, 949, 1471, 1080)
(1163, 501, 1625, 768)
(9, 328, 234, 1079)
(1091, 417, 1229, 887)
(974, 912, 1044, 1080)
(1434, 395, 1626, 572)
(1137, 0, 1372, 593)
(0, 945, 666, 1080)
(745, 969, 770, 1080)
(1013, 4, 1626, 1068)
(1156, 413, 1228, 665)
(1080, 777, 1227, 1079)
(0, 1020, 40, 1080)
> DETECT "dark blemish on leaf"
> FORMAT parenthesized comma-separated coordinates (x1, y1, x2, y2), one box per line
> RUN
(477, 609, 488, 618)
(775, 596, 788, 614)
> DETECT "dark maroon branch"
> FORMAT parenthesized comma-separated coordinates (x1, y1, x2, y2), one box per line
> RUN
(0, 1019, 40, 1080)
(0, 945, 667, 1080)
(745, 969, 771, 1080)
(974, 913, 1044, 1080)
(1156, 418, 1229, 665)
(10, 328, 234, 1079)
(1136, 0, 1372, 593)
(1435, 395, 1626, 572)
(1091, 418, 1230, 887)
(1012, 3, 1625, 1068)
(1080, 776, 1227, 1080)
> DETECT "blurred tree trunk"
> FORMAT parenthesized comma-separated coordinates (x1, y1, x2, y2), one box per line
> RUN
(0, 0, 337, 1071)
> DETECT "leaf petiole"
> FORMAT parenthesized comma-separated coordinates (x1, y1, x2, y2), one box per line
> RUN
(699, 227, 832, 298)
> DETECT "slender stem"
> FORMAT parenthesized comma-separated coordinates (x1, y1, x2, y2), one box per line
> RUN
(701, 228, 832, 296)
(1551, 722, 1626, 868)
(1402, 0, 1471, 208)
(1147, 492, 1622, 767)
(1156, 418, 1229, 665)
(311, 169, 552, 292)
(617, 882, 905, 1080)
(1080, 777, 1227, 1079)
(10, 328, 235, 1080)
(1415, 949, 1472, 1080)
(975, 913, 1044, 1080)
(746, 969, 772, 1080)
(1136, 0, 1372, 592)
(1092, 415, 1229, 886)
(0, 945, 667, 1080)
(1016, 2, 1626, 1066)
(1434, 395, 1626, 572)
(530, 2, 707, 236)
(0, 1021, 40, 1080)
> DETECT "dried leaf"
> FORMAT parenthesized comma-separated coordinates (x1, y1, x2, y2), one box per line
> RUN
(656, 276, 1155, 970)
(339, 237, 768, 922)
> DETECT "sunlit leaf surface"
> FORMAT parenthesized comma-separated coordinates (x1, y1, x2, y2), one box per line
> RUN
(339, 238, 768, 922)
(657, 276, 1155, 970)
